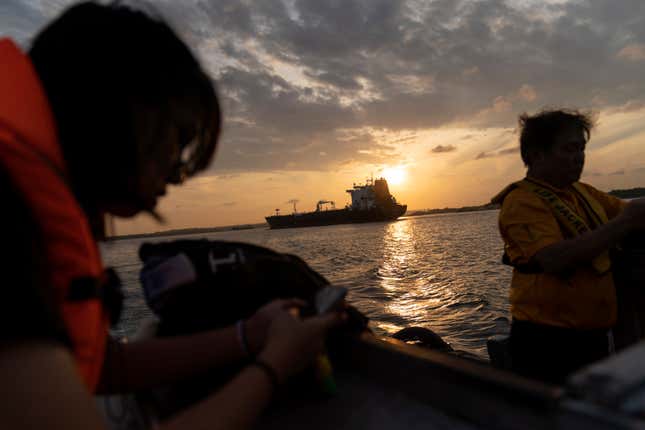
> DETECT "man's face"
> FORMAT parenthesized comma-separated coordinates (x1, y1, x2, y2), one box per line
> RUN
(540, 126, 586, 186)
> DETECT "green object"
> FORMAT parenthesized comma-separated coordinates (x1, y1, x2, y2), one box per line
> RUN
(316, 354, 337, 395)
(321, 375, 337, 395)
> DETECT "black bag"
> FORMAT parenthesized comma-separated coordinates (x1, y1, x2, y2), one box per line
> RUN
(140, 239, 367, 337)
(137, 239, 367, 419)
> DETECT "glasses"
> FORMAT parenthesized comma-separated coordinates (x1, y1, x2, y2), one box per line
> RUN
(166, 162, 187, 184)
(165, 122, 199, 184)
(163, 109, 216, 185)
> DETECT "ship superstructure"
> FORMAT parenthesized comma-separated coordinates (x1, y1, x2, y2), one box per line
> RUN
(266, 177, 406, 229)
(347, 178, 401, 211)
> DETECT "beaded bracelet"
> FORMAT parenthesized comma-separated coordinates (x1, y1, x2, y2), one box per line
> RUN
(250, 360, 280, 392)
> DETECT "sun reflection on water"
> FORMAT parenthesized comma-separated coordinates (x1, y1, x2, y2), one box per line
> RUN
(378, 221, 433, 327)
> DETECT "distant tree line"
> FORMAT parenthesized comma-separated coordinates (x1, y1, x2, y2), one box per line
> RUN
(609, 188, 645, 199)
(407, 203, 499, 217)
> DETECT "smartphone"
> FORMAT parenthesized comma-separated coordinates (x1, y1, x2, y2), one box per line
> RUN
(315, 285, 347, 315)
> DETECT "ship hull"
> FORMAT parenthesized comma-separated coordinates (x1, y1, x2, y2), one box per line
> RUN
(265, 204, 407, 229)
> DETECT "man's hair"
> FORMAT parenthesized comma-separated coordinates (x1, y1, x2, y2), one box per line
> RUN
(519, 109, 594, 166)
(29, 2, 220, 210)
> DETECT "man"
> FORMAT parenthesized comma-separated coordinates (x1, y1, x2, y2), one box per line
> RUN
(492, 109, 645, 383)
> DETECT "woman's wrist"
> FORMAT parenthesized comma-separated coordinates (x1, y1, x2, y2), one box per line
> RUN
(235, 319, 254, 360)
(257, 347, 290, 384)
(248, 359, 281, 392)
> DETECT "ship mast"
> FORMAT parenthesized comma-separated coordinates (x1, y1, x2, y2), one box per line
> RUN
(287, 199, 299, 214)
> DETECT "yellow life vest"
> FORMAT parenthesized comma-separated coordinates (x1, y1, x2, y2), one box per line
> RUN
(493, 178, 618, 328)
(493, 178, 611, 274)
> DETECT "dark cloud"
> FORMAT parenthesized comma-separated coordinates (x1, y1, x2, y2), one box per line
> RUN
(216, 66, 357, 137)
(474, 146, 518, 160)
(0, 1, 48, 46)
(216, 125, 398, 172)
(497, 146, 520, 155)
(609, 169, 626, 176)
(431, 144, 457, 154)
(475, 152, 490, 160)
(214, 174, 239, 180)
(5, 0, 645, 173)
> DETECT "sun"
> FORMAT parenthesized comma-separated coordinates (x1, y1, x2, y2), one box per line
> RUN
(382, 166, 407, 186)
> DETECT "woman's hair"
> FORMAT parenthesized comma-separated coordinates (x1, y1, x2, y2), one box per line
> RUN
(29, 1, 220, 210)
(519, 109, 594, 166)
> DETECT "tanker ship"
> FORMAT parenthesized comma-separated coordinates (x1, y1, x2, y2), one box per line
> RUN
(265, 177, 407, 229)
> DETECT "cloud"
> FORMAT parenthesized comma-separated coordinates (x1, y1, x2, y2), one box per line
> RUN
(608, 100, 645, 114)
(6, 0, 645, 173)
(215, 174, 239, 180)
(392, 134, 417, 144)
(609, 169, 626, 176)
(431, 144, 457, 154)
(475, 145, 519, 160)
(195, 0, 645, 170)
(462, 66, 479, 77)
(617, 44, 645, 62)
(492, 96, 512, 113)
(497, 146, 520, 155)
(0, 1, 48, 46)
(518, 84, 537, 102)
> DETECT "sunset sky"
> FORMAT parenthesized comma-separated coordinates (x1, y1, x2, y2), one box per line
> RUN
(4, 0, 645, 234)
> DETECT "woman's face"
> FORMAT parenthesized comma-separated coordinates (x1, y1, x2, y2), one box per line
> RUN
(106, 107, 185, 218)
(137, 129, 180, 211)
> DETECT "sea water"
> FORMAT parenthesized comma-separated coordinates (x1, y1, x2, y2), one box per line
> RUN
(101, 210, 511, 360)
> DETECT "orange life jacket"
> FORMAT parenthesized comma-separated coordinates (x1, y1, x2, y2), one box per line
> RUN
(0, 39, 109, 391)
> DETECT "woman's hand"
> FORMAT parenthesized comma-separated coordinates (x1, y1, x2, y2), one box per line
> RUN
(245, 298, 306, 355)
(257, 308, 345, 383)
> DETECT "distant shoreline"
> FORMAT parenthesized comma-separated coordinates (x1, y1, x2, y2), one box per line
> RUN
(109, 187, 644, 240)
(608, 187, 645, 199)
(404, 186, 645, 217)
(405, 203, 499, 217)
(108, 206, 499, 241)
(108, 223, 266, 241)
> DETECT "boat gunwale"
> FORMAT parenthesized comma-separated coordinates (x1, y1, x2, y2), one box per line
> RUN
(325, 334, 642, 429)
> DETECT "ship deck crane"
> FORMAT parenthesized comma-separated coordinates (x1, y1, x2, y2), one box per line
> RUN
(316, 200, 336, 211)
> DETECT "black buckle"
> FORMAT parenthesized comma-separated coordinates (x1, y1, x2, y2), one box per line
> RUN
(67, 268, 124, 327)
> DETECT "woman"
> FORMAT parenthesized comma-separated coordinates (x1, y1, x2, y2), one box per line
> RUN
(0, 2, 341, 428)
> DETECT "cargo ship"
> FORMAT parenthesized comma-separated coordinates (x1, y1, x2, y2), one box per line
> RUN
(266, 177, 407, 229)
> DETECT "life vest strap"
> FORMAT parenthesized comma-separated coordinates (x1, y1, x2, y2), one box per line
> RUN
(572, 182, 609, 226)
(514, 179, 611, 274)
(67, 269, 123, 327)
(501, 252, 542, 273)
